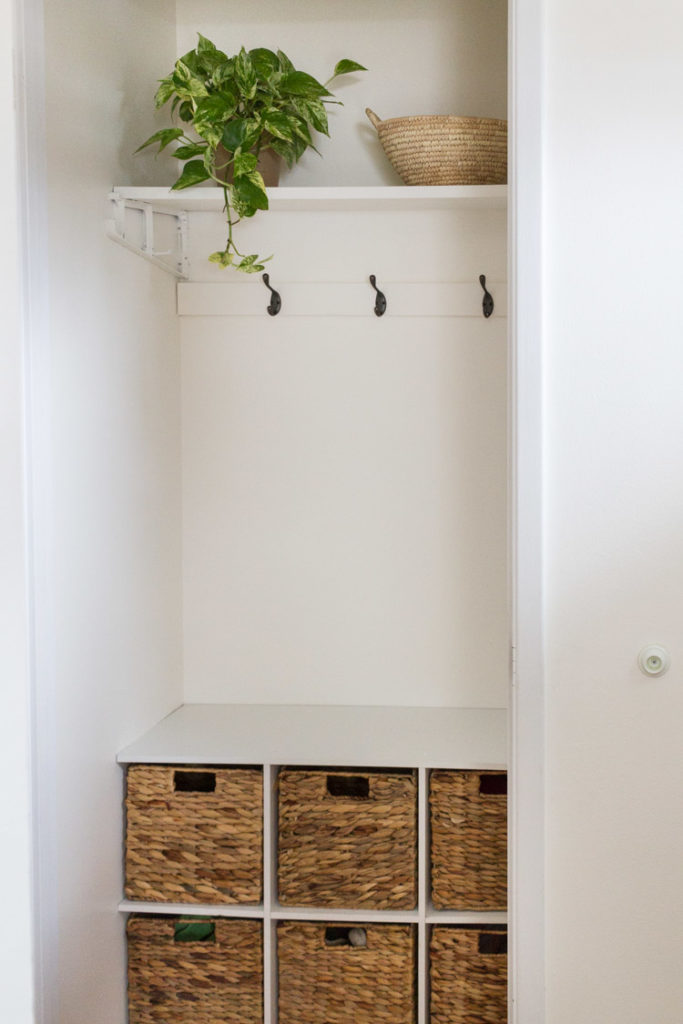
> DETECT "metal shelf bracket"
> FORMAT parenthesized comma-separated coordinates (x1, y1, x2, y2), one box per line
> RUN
(106, 193, 190, 279)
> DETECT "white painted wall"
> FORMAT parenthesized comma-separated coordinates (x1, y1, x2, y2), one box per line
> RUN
(543, 1, 683, 1019)
(36, 2, 183, 1021)
(180, 206, 508, 707)
(173, 0, 507, 185)
(182, 311, 508, 707)
(0, 0, 36, 1017)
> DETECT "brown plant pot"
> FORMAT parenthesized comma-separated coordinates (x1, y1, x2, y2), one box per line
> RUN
(214, 144, 281, 186)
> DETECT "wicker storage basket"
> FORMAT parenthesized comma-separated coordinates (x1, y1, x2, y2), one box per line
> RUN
(278, 921, 416, 1024)
(430, 926, 507, 1024)
(125, 764, 263, 904)
(430, 770, 507, 910)
(127, 914, 263, 1024)
(277, 768, 417, 909)
(366, 108, 507, 186)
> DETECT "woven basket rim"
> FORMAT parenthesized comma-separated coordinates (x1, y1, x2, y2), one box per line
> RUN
(375, 113, 507, 130)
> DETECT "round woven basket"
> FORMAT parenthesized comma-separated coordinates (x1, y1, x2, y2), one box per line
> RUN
(366, 108, 507, 186)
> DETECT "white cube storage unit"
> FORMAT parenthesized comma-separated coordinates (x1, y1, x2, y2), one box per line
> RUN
(119, 704, 507, 1024)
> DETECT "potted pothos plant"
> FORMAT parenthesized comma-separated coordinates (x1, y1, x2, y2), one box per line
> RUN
(138, 35, 366, 272)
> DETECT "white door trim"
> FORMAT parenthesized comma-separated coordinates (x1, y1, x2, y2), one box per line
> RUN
(2, 0, 38, 1013)
(509, 1, 545, 1021)
(13, 0, 56, 1019)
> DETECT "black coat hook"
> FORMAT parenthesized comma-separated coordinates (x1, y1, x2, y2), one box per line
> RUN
(369, 275, 387, 317)
(262, 273, 281, 316)
(479, 275, 494, 318)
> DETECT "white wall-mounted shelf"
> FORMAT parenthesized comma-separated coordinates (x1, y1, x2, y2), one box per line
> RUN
(107, 186, 508, 279)
(111, 184, 507, 214)
(117, 703, 507, 769)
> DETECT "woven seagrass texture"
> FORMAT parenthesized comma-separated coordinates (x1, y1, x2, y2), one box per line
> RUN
(278, 921, 416, 1024)
(127, 915, 263, 1024)
(365, 108, 507, 186)
(125, 765, 263, 904)
(430, 770, 507, 910)
(277, 769, 417, 909)
(430, 926, 507, 1024)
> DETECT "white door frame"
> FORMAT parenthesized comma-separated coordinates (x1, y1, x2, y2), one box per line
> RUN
(11, 0, 55, 1020)
(509, 1, 545, 1022)
(2, 0, 38, 1013)
(12, 0, 547, 1019)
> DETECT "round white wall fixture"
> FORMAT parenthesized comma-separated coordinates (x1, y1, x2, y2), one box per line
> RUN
(637, 644, 671, 677)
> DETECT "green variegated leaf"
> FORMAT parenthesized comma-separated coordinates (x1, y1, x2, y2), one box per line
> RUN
(230, 196, 253, 219)
(134, 127, 184, 153)
(332, 59, 367, 77)
(173, 61, 209, 101)
(242, 120, 263, 151)
(197, 127, 222, 147)
(173, 143, 207, 160)
(292, 98, 329, 136)
(232, 175, 269, 215)
(221, 118, 247, 153)
(203, 51, 230, 74)
(290, 117, 313, 147)
(193, 95, 235, 143)
(246, 169, 267, 191)
(309, 99, 330, 135)
(194, 36, 230, 75)
(195, 94, 235, 120)
(209, 249, 235, 267)
(216, 85, 239, 113)
(171, 160, 211, 189)
(170, 79, 196, 102)
(179, 50, 201, 75)
(186, 77, 209, 101)
(237, 254, 270, 273)
(279, 71, 331, 98)
(178, 100, 194, 122)
(154, 77, 176, 108)
(212, 59, 236, 87)
(197, 33, 218, 55)
(173, 59, 192, 83)
(254, 89, 275, 107)
(233, 151, 258, 176)
(268, 136, 297, 167)
(249, 48, 280, 78)
(263, 112, 295, 142)
(277, 49, 295, 73)
(291, 133, 308, 161)
(235, 47, 257, 99)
